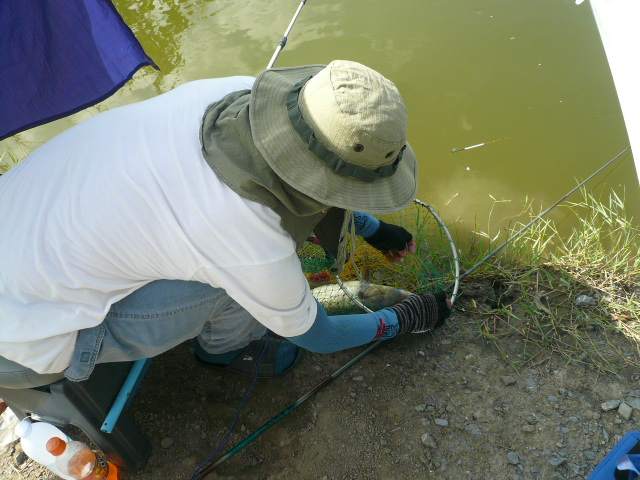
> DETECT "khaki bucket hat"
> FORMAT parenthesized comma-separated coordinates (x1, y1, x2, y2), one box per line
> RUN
(249, 60, 418, 214)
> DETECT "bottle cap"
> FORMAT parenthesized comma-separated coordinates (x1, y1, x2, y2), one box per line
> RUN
(46, 437, 67, 456)
(14, 419, 33, 438)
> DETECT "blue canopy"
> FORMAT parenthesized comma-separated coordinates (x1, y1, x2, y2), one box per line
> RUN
(0, 0, 157, 141)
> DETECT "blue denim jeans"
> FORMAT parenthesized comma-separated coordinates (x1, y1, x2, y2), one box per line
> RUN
(64, 280, 266, 381)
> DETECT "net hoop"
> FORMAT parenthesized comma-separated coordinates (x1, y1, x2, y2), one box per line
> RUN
(335, 198, 461, 313)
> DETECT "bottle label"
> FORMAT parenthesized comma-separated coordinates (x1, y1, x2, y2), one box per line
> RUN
(84, 456, 109, 480)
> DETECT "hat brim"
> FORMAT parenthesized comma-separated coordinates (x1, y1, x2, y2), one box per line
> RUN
(249, 65, 418, 214)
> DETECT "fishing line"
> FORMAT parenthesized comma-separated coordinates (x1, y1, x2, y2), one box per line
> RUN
(446, 146, 631, 291)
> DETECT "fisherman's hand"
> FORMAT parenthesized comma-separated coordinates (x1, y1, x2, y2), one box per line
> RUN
(389, 291, 452, 333)
(363, 221, 416, 262)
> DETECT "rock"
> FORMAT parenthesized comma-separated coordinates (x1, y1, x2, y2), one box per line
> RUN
(601, 400, 621, 411)
(501, 376, 517, 385)
(524, 377, 538, 391)
(619, 402, 633, 421)
(12, 448, 28, 467)
(161, 437, 174, 449)
(575, 295, 597, 306)
(352, 376, 365, 382)
(465, 423, 483, 438)
(549, 456, 567, 468)
(421, 433, 436, 448)
(434, 418, 449, 427)
(507, 451, 521, 464)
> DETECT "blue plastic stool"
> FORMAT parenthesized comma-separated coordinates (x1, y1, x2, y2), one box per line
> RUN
(589, 431, 640, 479)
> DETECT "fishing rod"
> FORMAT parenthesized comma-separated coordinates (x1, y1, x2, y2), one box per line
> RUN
(192, 340, 380, 479)
(193, 0, 631, 473)
(195, 148, 631, 477)
(191, 4, 314, 478)
(447, 146, 632, 291)
(267, 0, 309, 69)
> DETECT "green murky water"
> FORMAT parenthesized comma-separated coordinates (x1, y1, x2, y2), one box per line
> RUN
(1, 0, 636, 239)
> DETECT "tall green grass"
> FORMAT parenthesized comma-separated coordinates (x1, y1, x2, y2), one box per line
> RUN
(464, 189, 640, 374)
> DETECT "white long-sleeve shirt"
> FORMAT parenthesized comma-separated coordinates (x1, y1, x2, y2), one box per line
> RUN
(0, 77, 317, 374)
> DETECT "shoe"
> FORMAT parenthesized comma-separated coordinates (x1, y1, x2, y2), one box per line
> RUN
(194, 334, 302, 379)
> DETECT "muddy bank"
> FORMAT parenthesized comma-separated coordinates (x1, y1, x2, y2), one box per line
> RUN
(2, 278, 640, 480)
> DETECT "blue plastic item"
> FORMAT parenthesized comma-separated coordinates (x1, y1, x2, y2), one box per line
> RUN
(589, 431, 640, 479)
(101, 358, 152, 433)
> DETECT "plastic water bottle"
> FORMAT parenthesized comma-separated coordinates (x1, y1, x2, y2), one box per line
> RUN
(14, 419, 76, 480)
(46, 437, 118, 480)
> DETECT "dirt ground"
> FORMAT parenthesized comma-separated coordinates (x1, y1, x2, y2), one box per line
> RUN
(2, 278, 640, 480)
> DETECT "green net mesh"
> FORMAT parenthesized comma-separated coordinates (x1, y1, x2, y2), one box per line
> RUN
(298, 201, 457, 315)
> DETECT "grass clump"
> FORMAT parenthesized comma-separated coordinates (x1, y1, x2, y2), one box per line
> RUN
(463, 189, 640, 375)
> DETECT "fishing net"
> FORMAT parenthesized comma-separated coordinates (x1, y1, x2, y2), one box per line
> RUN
(298, 199, 460, 315)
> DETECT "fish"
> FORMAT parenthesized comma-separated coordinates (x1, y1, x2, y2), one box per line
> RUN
(311, 280, 413, 312)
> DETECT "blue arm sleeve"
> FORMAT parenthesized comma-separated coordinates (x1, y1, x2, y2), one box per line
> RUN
(286, 300, 399, 353)
(353, 212, 380, 238)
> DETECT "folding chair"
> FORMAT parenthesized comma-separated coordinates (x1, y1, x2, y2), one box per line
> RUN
(0, 355, 151, 471)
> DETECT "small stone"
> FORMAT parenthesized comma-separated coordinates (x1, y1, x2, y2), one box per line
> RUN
(522, 425, 535, 432)
(619, 402, 633, 421)
(421, 432, 437, 448)
(501, 376, 517, 385)
(507, 451, 520, 465)
(549, 456, 567, 468)
(12, 449, 28, 466)
(627, 398, 640, 409)
(414, 404, 426, 412)
(161, 437, 174, 449)
(575, 295, 597, 306)
(352, 376, 365, 382)
(435, 418, 449, 427)
(602, 400, 621, 411)
(465, 423, 483, 438)
(548, 395, 559, 403)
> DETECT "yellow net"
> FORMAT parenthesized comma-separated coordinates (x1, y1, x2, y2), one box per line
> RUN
(298, 201, 458, 315)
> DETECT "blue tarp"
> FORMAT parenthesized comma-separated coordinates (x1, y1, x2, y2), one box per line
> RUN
(0, 0, 157, 141)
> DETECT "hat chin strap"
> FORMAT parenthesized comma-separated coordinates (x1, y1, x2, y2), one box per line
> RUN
(285, 77, 404, 183)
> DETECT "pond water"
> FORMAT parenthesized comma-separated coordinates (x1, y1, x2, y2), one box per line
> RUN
(2, 0, 637, 242)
